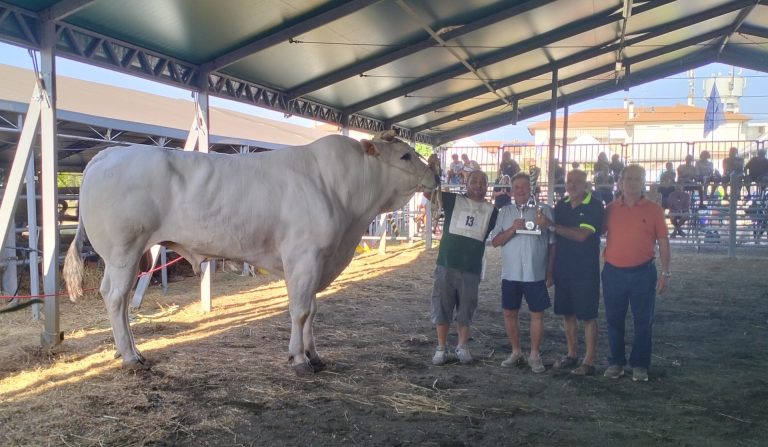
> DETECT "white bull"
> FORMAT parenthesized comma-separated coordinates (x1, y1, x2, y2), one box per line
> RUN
(63, 131, 437, 374)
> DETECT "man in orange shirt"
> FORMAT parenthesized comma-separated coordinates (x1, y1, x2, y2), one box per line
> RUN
(602, 165, 671, 383)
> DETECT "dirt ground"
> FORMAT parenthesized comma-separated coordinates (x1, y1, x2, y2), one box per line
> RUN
(1, 243, 767, 446)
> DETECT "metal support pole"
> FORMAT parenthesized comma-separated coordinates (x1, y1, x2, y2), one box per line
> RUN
(160, 247, 168, 295)
(195, 88, 213, 313)
(425, 204, 433, 248)
(562, 102, 569, 173)
(25, 156, 41, 320)
(39, 21, 62, 348)
(131, 244, 163, 309)
(377, 214, 387, 255)
(239, 145, 255, 277)
(2, 222, 17, 303)
(547, 68, 559, 204)
(728, 173, 740, 259)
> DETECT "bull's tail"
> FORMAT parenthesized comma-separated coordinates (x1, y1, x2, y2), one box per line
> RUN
(63, 215, 86, 302)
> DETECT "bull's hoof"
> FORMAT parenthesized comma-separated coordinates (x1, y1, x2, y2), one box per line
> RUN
(122, 361, 151, 371)
(308, 357, 326, 372)
(121, 356, 151, 371)
(292, 362, 315, 376)
(115, 350, 147, 364)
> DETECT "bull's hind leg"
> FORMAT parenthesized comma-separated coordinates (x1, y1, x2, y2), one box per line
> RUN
(101, 263, 145, 368)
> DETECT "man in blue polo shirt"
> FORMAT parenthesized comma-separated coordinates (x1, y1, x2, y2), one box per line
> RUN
(536, 169, 604, 375)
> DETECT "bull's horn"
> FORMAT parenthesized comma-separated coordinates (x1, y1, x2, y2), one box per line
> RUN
(376, 129, 397, 142)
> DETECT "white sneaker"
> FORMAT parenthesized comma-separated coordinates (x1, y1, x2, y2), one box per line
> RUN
(501, 351, 525, 367)
(455, 346, 474, 364)
(432, 347, 448, 365)
(528, 355, 546, 373)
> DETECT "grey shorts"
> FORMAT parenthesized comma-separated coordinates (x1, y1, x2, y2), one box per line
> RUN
(430, 265, 480, 327)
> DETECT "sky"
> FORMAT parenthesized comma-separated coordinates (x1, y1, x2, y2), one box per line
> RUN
(1, 42, 766, 144)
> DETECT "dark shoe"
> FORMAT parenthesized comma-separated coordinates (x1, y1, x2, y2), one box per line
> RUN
(553, 355, 578, 369)
(571, 363, 596, 376)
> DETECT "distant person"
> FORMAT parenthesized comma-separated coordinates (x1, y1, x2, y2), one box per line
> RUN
(448, 154, 463, 184)
(645, 183, 662, 207)
(745, 149, 768, 198)
(695, 150, 719, 200)
(498, 151, 521, 179)
(551, 159, 566, 200)
(461, 154, 481, 184)
(491, 172, 555, 373)
(529, 162, 542, 200)
(536, 169, 604, 376)
(722, 147, 745, 199)
(677, 154, 702, 206)
(595, 152, 610, 177)
(492, 175, 512, 209)
(609, 154, 625, 183)
(427, 154, 442, 184)
(571, 162, 581, 170)
(594, 166, 614, 206)
(429, 170, 498, 366)
(658, 162, 676, 208)
(667, 184, 691, 237)
(602, 165, 670, 383)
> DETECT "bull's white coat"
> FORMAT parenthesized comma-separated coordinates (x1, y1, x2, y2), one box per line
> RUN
(64, 132, 437, 373)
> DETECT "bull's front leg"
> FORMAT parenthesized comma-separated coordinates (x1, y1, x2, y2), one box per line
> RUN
(303, 297, 325, 371)
(285, 268, 322, 375)
(284, 248, 331, 375)
(287, 298, 313, 375)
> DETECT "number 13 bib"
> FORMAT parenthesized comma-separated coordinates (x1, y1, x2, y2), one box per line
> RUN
(448, 195, 494, 241)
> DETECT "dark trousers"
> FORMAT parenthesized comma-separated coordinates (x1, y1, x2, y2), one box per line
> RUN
(602, 261, 657, 369)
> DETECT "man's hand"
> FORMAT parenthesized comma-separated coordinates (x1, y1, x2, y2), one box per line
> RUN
(656, 275, 668, 295)
(535, 210, 552, 228)
(512, 218, 526, 231)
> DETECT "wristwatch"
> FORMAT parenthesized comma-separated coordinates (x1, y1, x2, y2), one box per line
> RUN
(661, 271, 671, 277)
(548, 225, 556, 233)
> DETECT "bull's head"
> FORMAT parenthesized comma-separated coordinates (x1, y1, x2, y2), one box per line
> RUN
(362, 131, 439, 192)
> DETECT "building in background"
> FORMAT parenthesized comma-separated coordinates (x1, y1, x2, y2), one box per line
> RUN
(527, 102, 752, 147)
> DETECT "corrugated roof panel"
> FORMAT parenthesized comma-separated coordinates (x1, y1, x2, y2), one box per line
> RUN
(65, 0, 328, 63)
(221, 1, 428, 90)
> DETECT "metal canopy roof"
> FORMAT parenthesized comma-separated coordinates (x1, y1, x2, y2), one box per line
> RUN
(1, 0, 767, 147)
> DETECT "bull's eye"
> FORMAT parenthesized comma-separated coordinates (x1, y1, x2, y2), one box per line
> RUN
(400, 153, 412, 161)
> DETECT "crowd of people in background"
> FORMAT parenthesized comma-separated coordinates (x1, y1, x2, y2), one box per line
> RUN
(431, 146, 768, 244)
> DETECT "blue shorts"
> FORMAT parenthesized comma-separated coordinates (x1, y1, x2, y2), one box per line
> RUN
(501, 279, 551, 312)
(554, 276, 600, 320)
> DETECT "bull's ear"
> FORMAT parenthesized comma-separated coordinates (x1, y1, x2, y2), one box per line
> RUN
(360, 139, 380, 157)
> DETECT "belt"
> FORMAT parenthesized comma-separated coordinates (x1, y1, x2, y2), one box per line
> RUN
(605, 259, 654, 272)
